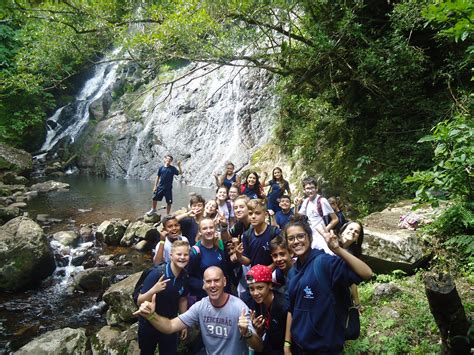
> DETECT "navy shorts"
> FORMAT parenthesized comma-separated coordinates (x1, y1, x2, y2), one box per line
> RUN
(153, 188, 173, 204)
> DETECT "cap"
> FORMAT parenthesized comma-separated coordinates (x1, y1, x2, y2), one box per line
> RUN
(246, 264, 272, 284)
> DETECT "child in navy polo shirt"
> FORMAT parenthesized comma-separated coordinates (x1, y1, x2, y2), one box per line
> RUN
(270, 194, 294, 229)
(137, 240, 190, 355)
(235, 199, 281, 267)
(246, 264, 288, 355)
(269, 235, 293, 292)
(147, 154, 182, 216)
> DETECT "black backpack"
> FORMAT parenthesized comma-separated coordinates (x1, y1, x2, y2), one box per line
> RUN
(132, 263, 166, 306)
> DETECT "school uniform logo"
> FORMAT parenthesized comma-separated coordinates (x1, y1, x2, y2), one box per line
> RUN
(178, 286, 185, 296)
(303, 286, 314, 299)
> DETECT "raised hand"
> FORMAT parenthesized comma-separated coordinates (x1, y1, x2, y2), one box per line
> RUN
(323, 230, 340, 251)
(152, 274, 170, 294)
(250, 310, 265, 336)
(133, 293, 156, 318)
(238, 308, 250, 336)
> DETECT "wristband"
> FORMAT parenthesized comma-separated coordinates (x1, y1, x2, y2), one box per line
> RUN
(284, 340, 292, 347)
(146, 313, 157, 321)
(243, 329, 253, 339)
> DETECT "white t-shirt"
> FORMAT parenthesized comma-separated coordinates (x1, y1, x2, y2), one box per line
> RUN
(298, 195, 335, 255)
(179, 294, 255, 355)
(218, 200, 234, 222)
(155, 235, 189, 263)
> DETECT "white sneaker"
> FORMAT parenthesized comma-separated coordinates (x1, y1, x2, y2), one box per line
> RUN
(146, 208, 157, 216)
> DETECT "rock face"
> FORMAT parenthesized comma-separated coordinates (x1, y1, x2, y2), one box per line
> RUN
(76, 62, 277, 186)
(0, 143, 32, 175)
(14, 327, 87, 355)
(361, 201, 441, 273)
(102, 272, 141, 326)
(0, 217, 55, 291)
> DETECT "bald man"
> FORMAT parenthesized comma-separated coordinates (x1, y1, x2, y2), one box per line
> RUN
(134, 266, 263, 354)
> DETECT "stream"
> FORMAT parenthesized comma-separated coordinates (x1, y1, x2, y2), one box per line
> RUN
(0, 176, 213, 353)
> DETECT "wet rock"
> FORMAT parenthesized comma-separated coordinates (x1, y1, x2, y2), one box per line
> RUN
(96, 219, 127, 246)
(89, 91, 113, 121)
(0, 143, 32, 175)
(71, 250, 92, 267)
(0, 217, 55, 291)
(0, 206, 20, 224)
(102, 272, 141, 325)
(133, 240, 151, 252)
(24, 190, 38, 199)
(2, 172, 28, 185)
(72, 267, 114, 291)
(52, 231, 79, 247)
(143, 213, 161, 224)
(121, 221, 159, 247)
(91, 323, 139, 355)
(374, 283, 401, 299)
(14, 327, 87, 355)
(79, 225, 94, 240)
(29, 180, 70, 193)
(0, 183, 26, 196)
(8, 202, 27, 209)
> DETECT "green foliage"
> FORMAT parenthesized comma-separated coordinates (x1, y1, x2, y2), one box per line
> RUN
(405, 107, 473, 205)
(0, 0, 121, 149)
(423, 0, 474, 43)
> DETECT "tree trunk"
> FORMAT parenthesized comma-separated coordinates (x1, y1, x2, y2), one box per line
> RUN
(423, 272, 471, 354)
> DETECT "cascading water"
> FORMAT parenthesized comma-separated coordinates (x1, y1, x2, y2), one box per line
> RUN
(88, 61, 277, 186)
(35, 48, 122, 160)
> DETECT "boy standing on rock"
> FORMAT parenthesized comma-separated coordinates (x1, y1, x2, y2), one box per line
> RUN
(147, 154, 182, 215)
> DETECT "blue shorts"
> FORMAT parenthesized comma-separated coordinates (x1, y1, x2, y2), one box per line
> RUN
(153, 188, 173, 204)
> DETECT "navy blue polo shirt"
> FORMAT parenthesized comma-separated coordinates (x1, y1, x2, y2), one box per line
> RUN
(275, 209, 294, 229)
(179, 217, 199, 247)
(157, 165, 179, 190)
(243, 225, 281, 266)
(139, 262, 189, 319)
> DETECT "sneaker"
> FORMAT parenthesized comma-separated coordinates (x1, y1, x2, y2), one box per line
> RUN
(146, 208, 157, 216)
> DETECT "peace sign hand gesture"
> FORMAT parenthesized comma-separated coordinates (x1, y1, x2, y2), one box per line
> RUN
(151, 274, 170, 294)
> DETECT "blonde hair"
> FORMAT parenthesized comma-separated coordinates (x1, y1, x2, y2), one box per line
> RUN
(247, 198, 267, 212)
(171, 240, 190, 251)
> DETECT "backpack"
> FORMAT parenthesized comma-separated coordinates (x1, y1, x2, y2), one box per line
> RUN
(314, 255, 360, 340)
(132, 262, 166, 306)
(303, 196, 331, 226)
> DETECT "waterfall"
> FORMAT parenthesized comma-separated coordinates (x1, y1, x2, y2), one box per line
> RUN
(36, 48, 122, 158)
(117, 62, 277, 186)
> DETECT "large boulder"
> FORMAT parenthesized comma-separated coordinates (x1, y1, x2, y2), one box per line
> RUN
(91, 323, 139, 355)
(121, 221, 159, 246)
(96, 220, 127, 246)
(14, 327, 87, 355)
(0, 143, 32, 175)
(29, 180, 70, 193)
(102, 272, 141, 326)
(0, 217, 55, 291)
(361, 201, 441, 273)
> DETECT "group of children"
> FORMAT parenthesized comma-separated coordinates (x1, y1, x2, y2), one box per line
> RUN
(137, 157, 371, 354)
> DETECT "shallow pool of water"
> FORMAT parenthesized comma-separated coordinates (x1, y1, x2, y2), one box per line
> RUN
(26, 175, 214, 232)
